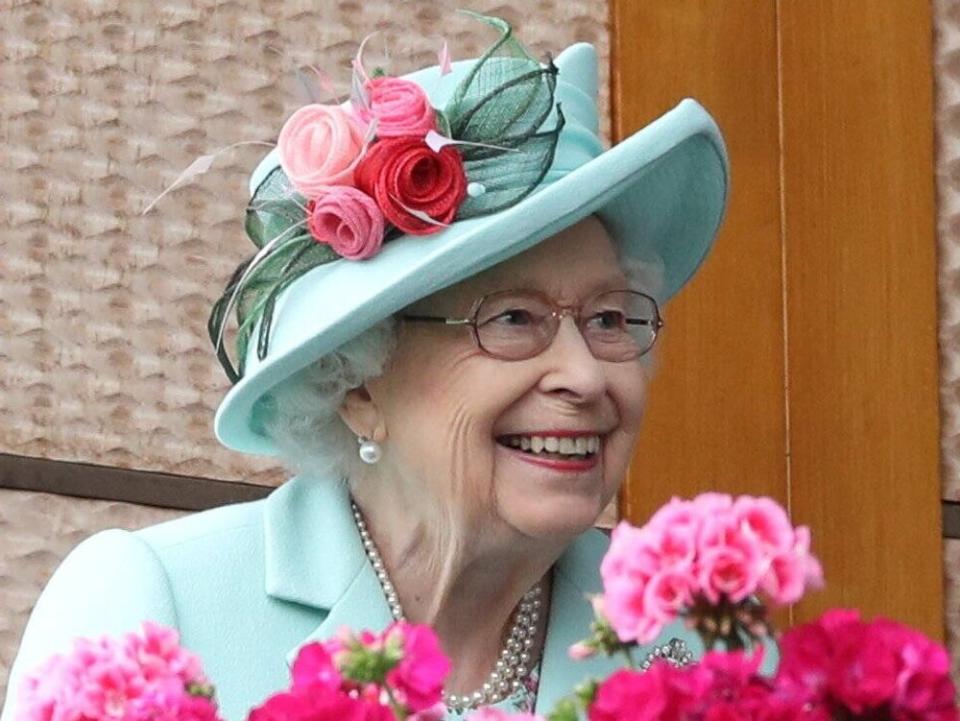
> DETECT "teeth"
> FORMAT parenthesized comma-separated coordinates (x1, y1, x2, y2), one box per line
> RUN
(501, 434, 602, 457)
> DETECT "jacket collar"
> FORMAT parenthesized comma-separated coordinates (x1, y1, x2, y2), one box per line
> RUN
(263, 474, 623, 710)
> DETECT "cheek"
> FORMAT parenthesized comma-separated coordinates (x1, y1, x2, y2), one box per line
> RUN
(379, 339, 528, 503)
(605, 365, 651, 468)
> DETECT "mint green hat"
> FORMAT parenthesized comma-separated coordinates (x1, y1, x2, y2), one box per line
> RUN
(213, 39, 728, 456)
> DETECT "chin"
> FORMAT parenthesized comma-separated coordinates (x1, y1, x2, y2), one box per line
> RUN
(496, 490, 609, 543)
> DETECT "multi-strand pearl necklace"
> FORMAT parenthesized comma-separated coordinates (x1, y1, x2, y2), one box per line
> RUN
(350, 501, 543, 714)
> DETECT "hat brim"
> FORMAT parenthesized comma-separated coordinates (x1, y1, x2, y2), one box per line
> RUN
(214, 98, 728, 455)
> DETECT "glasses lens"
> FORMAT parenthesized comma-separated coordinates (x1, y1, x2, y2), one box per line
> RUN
(581, 291, 660, 361)
(475, 292, 555, 360)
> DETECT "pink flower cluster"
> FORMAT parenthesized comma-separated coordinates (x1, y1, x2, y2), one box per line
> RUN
(777, 609, 958, 721)
(17, 622, 221, 721)
(586, 610, 959, 721)
(276, 69, 467, 260)
(599, 494, 823, 644)
(250, 622, 451, 721)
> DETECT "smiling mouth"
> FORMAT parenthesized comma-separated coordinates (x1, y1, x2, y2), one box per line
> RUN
(495, 433, 601, 462)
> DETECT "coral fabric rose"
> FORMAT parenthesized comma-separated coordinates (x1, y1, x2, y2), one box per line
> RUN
(277, 104, 366, 197)
(306, 187, 385, 260)
(354, 76, 437, 138)
(355, 137, 467, 235)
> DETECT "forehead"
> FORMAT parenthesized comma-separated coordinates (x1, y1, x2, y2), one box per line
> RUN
(413, 216, 626, 311)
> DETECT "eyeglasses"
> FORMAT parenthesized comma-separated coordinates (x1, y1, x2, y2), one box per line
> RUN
(402, 289, 664, 362)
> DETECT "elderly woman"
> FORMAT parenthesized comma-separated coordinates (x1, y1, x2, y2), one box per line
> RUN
(1, 24, 736, 721)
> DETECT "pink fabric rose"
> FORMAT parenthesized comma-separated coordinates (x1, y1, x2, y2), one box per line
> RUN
(354, 76, 436, 138)
(277, 104, 366, 197)
(306, 186, 385, 260)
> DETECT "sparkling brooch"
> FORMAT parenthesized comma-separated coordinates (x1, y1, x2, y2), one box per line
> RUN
(639, 637, 694, 670)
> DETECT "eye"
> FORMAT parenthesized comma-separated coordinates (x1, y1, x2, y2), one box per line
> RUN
(490, 308, 536, 326)
(588, 309, 627, 330)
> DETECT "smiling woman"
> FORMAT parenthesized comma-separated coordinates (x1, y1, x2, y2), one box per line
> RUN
(1, 16, 730, 721)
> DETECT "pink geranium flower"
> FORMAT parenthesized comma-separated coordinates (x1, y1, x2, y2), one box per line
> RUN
(594, 494, 822, 648)
(17, 623, 221, 721)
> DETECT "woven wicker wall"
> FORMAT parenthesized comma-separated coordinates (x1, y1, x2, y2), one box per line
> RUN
(0, 0, 610, 700)
(2, 0, 611, 485)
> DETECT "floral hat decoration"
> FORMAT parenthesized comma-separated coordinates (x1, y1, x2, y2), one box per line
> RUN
(198, 12, 729, 456)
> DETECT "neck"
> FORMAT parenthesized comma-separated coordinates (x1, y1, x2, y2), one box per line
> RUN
(349, 481, 567, 698)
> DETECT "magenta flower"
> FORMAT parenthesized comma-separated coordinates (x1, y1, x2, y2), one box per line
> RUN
(468, 709, 545, 721)
(776, 609, 959, 721)
(291, 641, 343, 693)
(385, 622, 451, 713)
(249, 685, 394, 721)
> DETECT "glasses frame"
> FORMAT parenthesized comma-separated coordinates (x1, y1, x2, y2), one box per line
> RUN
(402, 288, 665, 362)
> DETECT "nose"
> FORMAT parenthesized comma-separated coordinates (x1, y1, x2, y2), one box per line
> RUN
(537, 315, 606, 403)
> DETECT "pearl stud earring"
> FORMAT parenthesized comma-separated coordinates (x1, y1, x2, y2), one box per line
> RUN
(357, 436, 383, 464)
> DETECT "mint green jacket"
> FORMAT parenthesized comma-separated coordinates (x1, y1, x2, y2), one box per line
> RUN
(2, 476, 713, 721)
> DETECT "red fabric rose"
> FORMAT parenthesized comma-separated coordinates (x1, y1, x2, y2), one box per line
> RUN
(355, 137, 466, 235)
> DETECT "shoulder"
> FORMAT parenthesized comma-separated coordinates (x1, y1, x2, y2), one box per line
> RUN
(134, 493, 267, 555)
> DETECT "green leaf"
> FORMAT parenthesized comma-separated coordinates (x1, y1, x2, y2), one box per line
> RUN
(457, 105, 566, 218)
(547, 697, 581, 721)
(245, 166, 310, 250)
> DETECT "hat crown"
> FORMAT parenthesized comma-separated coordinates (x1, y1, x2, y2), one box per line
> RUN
(403, 42, 600, 139)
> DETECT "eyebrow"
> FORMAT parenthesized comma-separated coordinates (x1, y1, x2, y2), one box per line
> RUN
(489, 274, 629, 297)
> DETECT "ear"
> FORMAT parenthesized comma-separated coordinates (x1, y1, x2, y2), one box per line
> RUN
(337, 384, 387, 443)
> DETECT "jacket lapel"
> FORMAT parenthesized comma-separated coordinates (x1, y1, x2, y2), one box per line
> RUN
(536, 530, 624, 715)
(261, 474, 393, 666)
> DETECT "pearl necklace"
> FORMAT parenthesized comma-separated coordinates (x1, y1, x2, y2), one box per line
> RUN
(350, 501, 543, 714)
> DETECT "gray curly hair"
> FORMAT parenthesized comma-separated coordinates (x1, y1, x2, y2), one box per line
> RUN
(260, 246, 664, 482)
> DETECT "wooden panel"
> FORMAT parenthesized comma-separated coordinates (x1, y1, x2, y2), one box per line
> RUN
(611, 1, 787, 520)
(779, 0, 943, 637)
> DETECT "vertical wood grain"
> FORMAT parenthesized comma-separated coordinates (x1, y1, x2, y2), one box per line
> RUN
(612, 1, 787, 520)
(611, 0, 944, 639)
(778, 0, 943, 637)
